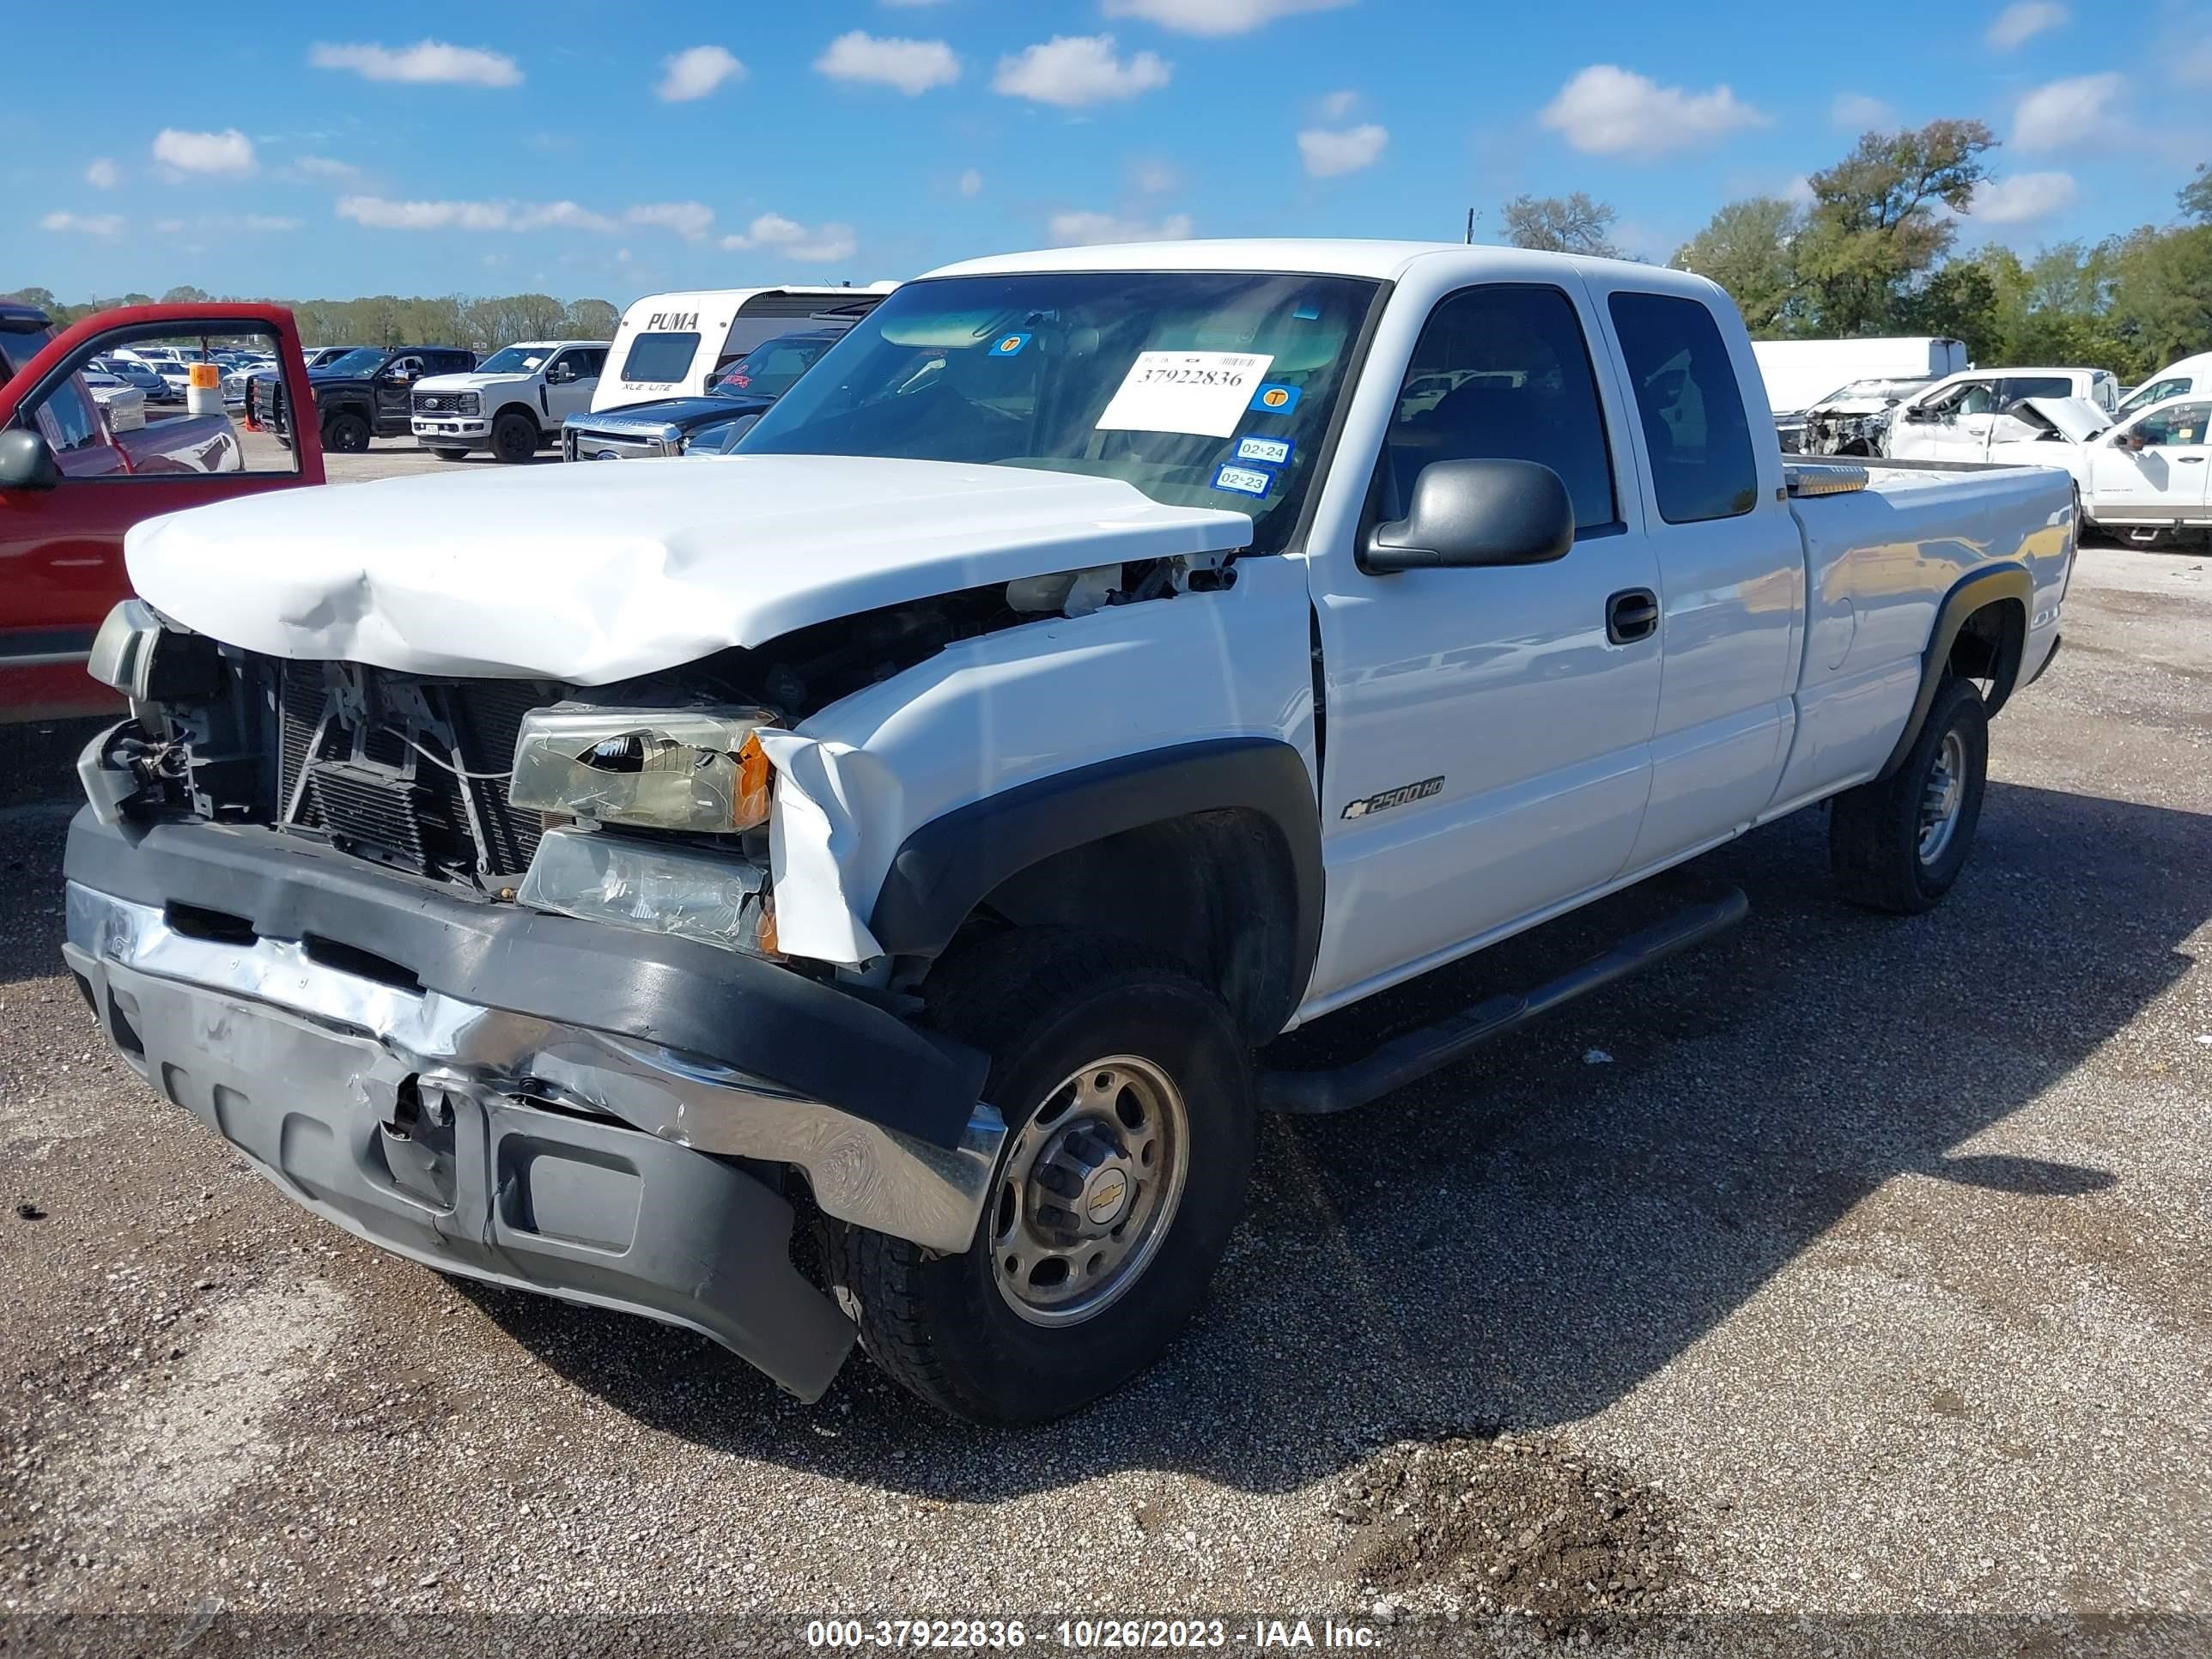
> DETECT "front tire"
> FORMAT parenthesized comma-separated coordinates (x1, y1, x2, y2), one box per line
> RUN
(833, 929, 1255, 1424)
(321, 411, 370, 453)
(490, 410, 539, 465)
(1830, 674, 1988, 914)
(430, 447, 469, 462)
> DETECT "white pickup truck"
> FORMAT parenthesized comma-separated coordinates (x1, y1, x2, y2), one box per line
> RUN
(410, 340, 610, 464)
(63, 240, 2072, 1425)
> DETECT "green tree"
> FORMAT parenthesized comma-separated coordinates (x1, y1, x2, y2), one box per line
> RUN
(1898, 260, 2000, 356)
(562, 298, 620, 338)
(2106, 223, 2212, 378)
(1672, 197, 1801, 336)
(1500, 192, 1621, 258)
(1793, 118, 1998, 334)
(2182, 165, 2212, 224)
(160, 284, 210, 304)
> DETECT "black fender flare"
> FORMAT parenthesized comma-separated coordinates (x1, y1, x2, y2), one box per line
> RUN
(868, 737, 1323, 1024)
(1877, 563, 2032, 780)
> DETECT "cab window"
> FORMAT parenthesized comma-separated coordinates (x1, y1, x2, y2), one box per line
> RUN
(621, 331, 700, 385)
(1608, 290, 1760, 524)
(2130, 402, 2211, 447)
(1379, 285, 1619, 532)
(20, 323, 298, 478)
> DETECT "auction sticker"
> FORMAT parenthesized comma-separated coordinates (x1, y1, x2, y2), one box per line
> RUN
(1211, 462, 1277, 497)
(1097, 350, 1274, 439)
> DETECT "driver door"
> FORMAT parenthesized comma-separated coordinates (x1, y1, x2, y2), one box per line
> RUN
(1304, 280, 1662, 1007)
(2089, 401, 2212, 524)
(374, 356, 422, 429)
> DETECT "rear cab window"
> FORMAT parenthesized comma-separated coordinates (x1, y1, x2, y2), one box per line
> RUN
(1607, 291, 1759, 525)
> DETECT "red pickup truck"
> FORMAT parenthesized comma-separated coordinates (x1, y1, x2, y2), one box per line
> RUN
(0, 301, 323, 722)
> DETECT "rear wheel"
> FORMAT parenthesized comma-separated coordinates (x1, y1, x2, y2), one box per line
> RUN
(1830, 674, 1988, 914)
(490, 410, 539, 465)
(321, 411, 370, 453)
(831, 929, 1255, 1424)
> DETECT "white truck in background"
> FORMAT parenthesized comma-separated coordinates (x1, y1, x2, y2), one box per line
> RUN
(1753, 335, 1970, 429)
(1886, 366, 2119, 463)
(409, 341, 611, 464)
(64, 240, 2072, 1425)
(592, 284, 896, 412)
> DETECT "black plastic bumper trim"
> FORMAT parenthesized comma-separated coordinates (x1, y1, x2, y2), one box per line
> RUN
(64, 808, 986, 1148)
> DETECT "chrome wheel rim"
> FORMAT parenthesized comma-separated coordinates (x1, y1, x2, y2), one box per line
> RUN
(1918, 729, 1966, 864)
(988, 1054, 1189, 1328)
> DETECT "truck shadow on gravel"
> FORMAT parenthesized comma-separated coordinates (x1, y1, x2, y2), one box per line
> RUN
(451, 776, 2200, 1492)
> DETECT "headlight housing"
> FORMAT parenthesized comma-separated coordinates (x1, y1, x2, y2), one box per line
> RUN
(508, 703, 776, 833)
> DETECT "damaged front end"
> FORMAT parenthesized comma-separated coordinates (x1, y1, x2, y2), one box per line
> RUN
(61, 598, 1061, 1396)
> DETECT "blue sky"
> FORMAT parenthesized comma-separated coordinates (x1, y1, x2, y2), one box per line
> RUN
(11, 0, 2209, 304)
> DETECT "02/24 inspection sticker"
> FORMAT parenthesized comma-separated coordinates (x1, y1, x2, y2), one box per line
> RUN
(1212, 461, 1278, 497)
(1236, 434, 1294, 466)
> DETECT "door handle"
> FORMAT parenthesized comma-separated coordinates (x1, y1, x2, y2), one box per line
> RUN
(1607, 588, 1660, 645)
(2177, 455, 2205, 463)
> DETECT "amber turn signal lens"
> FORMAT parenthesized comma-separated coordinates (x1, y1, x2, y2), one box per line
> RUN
(734, 731, 774, 830)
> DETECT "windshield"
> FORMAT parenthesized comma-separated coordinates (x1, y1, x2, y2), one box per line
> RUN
(717, 334, 832, 398)
(738, 270, 1381, 550)
(319, 347, 386, 377)
(478, 345, 550, 374)
(1816, 378, 1923, 404)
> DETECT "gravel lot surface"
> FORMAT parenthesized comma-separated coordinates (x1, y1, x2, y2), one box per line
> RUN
(1, 500, 2207, 1649)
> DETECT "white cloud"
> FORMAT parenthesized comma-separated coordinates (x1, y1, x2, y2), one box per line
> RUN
(1784, 174, 1817, 210)
(815, 32, 960, 94)
(308, 40, 521, 87)
(625, 200, 715, 240)
(656, 45, 744, 102)
(1966, 170, 2079, 223)
(1539, 64, 1767, 156)
(1317, 88, 1359, 119)
(1132, 159, 1180, 194)
(721, 213, 859, 263)
(40, 210, 125, 236)
(85, 158, 120, 190)
(2012, 71, 2126, 153)
(994, 35, 1171, 106)
(151, 127, 256, 175)
(1046, 209, 1194, 246)
(1987, 1, 2069, 49)
(1297, 123, 1389, 178)
(336, 195, 619, 232)
(293, 155, 361, 180)
(1100, 0, 1352, 33)
(958, 167, 984, 197)
(1830, 91, 1894, 130)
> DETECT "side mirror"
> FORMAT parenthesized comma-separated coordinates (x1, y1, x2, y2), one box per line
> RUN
(0, 428, 62, 491)
(1362, 458, 1574, 574)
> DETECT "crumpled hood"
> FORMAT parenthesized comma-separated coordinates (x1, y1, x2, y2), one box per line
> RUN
(125, 454, 1254, 684)
(2011, 396, 2112, 444)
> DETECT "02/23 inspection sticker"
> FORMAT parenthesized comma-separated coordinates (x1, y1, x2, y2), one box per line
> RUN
(1097, 350, 1274, 439)
(1236, 434, 1294, 466)
(1212, 461, 1278, 497)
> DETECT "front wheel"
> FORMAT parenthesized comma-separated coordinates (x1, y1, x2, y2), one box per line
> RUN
(1830, 674, 1989, 914)
(430, 447, 469, 462)
(490, 410, 540, 465)
(321, 411, 370, 453)
(832, 929, 1255, 1424)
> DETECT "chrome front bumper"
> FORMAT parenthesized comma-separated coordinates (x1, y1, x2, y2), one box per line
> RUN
(63, 884, 1003, 1255)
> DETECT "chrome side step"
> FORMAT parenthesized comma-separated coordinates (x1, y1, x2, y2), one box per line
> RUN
(1255, 884, 1750, 1116)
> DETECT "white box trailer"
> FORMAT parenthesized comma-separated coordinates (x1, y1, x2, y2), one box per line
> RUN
(592, 284, 897, 412)
(1752, 337, 1970, 417)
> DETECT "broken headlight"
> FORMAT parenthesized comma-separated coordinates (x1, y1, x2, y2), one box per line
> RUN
(509, 703, 777, 833)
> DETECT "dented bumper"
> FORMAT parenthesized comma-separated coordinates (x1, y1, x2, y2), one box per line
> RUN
(61, 810, 1005, 1395)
